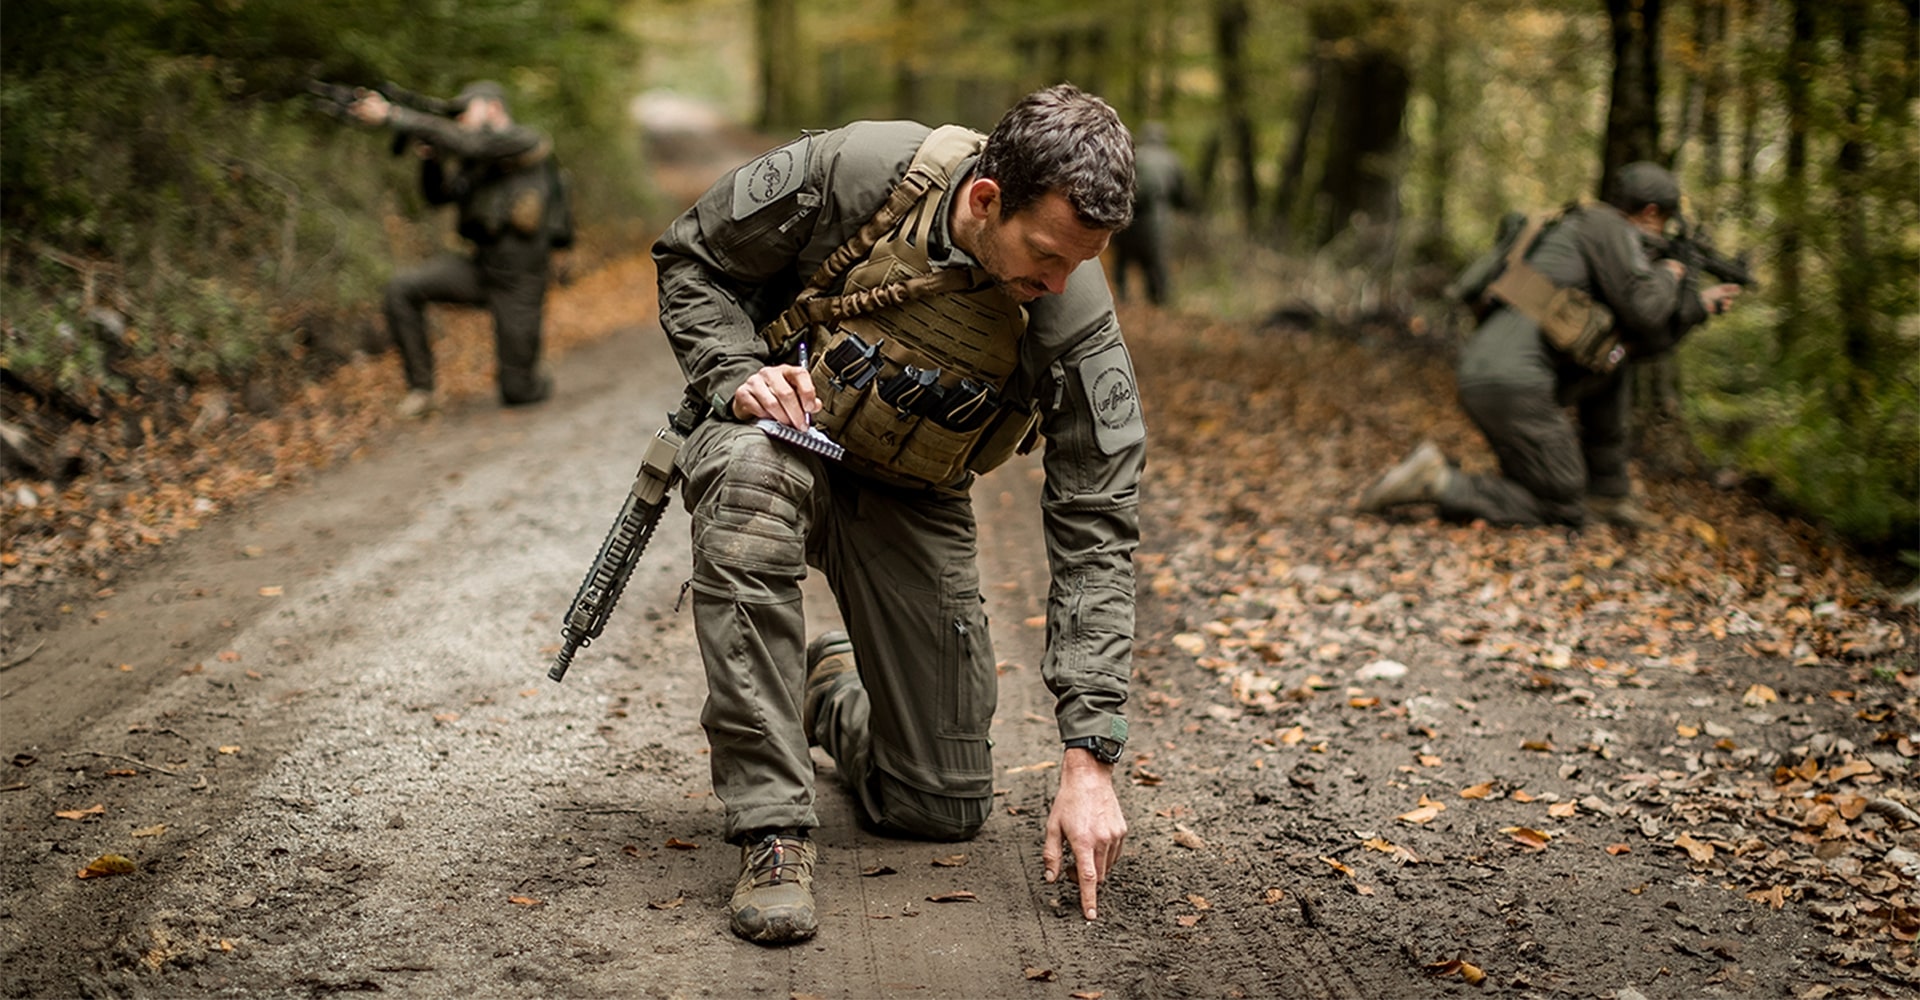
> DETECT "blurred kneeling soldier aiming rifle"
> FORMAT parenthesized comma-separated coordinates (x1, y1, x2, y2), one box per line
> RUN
(325, 80, 571, 417)
(1358, 161, 1746, 529)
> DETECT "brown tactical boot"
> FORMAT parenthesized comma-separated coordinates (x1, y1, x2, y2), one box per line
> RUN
(394, 388, 439, 420)
(1358, 441, 1452, 512)
(729, 830, 818, 944)
(803, 631, 858, 748)
(1586, 494, 1656, 530)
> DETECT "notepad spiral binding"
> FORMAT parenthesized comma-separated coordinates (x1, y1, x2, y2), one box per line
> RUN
(756, 418, 846, 462)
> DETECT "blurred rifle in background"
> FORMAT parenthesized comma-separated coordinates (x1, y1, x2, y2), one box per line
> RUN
(305, 80, 466, 156)
(1644, 218, 1759, 289)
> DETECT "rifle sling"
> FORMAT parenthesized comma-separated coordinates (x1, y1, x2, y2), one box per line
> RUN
(761, 155, 963, 355)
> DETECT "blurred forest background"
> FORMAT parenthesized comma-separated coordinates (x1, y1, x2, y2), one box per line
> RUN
(2, 0, 1916, 575)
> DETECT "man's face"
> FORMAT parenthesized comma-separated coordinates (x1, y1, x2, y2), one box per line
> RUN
(966, 186, 1112, 303)
(1627, 204, 1671, 238)
(457, 97, 496, 132)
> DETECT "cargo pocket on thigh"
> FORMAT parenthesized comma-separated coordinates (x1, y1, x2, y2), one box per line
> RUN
(936, 601, 996, 741)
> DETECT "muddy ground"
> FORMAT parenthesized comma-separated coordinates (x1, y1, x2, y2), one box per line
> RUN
(3, 134, 1917, 1000)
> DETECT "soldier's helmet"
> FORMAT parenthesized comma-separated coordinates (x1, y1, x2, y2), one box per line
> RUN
(455, 80, 509, 115)
(1609, 162, 1680, 215)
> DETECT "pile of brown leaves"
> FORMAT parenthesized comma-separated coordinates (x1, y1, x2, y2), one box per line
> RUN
(1124, 305, 1919, 983)
(1, 253, 658, 601)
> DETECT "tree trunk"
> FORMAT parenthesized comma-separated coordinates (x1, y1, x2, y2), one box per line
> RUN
(1775, 0, 1815, 360)
(1601, 0, 1698, 477)
(1834, 0, 1873, 421)
(1601, 0, 1665, 197)
(754, 0, 802, 132)
(1421, 24, 1457, 261)
(1271, 3, 1411, 249)
(1212, 0, 1260, 232)
(1271, 56, 1324, 245)
(892, 0, 921, 119)
(1734, 0, 1767, 218)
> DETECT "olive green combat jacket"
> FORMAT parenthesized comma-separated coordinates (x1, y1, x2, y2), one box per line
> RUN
(1457, 201, 1708, 400)
(652, 120, 1143, 752)
(386, 106, 550, 252)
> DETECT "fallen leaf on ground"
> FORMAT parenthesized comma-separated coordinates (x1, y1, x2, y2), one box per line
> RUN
(217, 650, 240, 662)
(1397, 795, 1447, 824)
(508, 896, 544, 907)
(1262, 887, 1286, 904)
(218, 745, 240, 754)
(1673, 832, 1715, 864)
(131, 824, 167, 838)
(1503, 826, 1551, 850)
(1606, 843, 1632, 856)
(860, 865, 897, 877)
(1743, 684, 1778, 706)
(1323, 857, 1356, 877)
(663, 837, 698, 850)
(1425, 959, 1487, 985)
(1459, 781, 1496, 800)
(1004, 760, 1057, 774)
(1828, 759, 1874, 781)
(1070, 992, 1105, 1000)
(927, 891, 977, 903)
(258, 586, 283, 596)
(55, 804, 105, 820)
(1173, 825, 1207, 850)
(1747, 885, 1792, 909)
(1548, 801, 1577, 818)
(1023, 967, 1055, 981)
(1511, 789, 1536, 803)
(1521, 739, 1555, 752)
(76, 854, 137, 879)
(1175, 914, 1203, 927)
(931, 853, 968, 867)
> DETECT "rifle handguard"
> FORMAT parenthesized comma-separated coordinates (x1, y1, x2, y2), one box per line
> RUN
(548, 389, 706, 682)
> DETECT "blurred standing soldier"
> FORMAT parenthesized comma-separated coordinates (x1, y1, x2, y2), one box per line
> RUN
(652, 84, 1142, 944)
(1358, 162, 1741, 527)
(350, 80, 558, 417)
(1110, 122, 1188, 306)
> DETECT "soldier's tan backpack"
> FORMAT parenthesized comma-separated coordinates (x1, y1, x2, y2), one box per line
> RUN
(1481, 211, 1627, 373)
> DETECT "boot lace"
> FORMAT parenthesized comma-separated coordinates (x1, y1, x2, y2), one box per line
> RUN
(745, 833, 806, 888)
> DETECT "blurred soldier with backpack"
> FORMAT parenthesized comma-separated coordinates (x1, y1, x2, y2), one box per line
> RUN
(1357, 162, 1742, 528)
(349, 80, 573, 417)
(1110, 122, 1189, 306)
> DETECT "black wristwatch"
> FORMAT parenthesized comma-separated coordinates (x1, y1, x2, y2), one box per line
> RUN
(1062, 736, 1124, 764)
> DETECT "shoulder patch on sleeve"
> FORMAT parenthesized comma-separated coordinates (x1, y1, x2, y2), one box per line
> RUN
(1077, 342, 1145, 455)
(732, 135, 811, 220)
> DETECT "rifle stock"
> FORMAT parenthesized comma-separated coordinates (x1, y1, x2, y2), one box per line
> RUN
(549, 388, 708, 682)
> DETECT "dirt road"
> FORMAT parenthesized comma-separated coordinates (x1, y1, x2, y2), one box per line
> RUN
(3, 130, 1916, 998)
(0, 317, 1360, 999)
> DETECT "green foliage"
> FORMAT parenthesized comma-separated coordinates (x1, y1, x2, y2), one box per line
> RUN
(1, 0, 648, 405)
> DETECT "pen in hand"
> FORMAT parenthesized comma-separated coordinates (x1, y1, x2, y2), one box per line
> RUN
(797, 340, 811, 427)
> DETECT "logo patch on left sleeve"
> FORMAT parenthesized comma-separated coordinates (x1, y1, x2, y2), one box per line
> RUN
(732, 135, 811, 220)
(1078, 343, 1145, 455)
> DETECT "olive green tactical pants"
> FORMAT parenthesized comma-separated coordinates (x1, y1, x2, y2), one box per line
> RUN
(1442, 377, 1631, 527)
(383, 245, 550, 404)
(679, 420, 997, 844)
